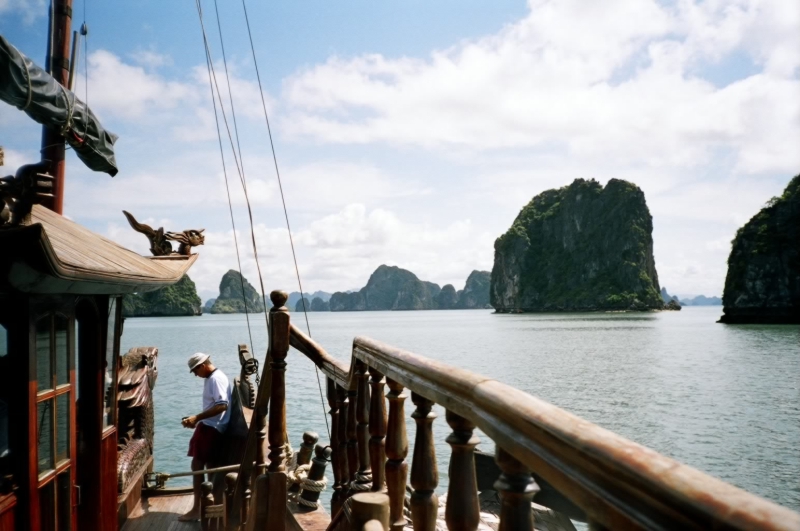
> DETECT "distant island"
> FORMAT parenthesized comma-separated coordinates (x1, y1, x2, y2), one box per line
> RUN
(661, 287, 721, 308)
(208, 270, 266, 314)
(328, 265, 491, 311)
(720, 175, 799, 324)
(123, 275, 202, 317)
(491, 179, 665, 312)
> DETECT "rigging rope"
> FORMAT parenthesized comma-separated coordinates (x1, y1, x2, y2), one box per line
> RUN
(194, 0, 257, 364)
(195, 0, 272, 342)
(239, 0, 330, 442)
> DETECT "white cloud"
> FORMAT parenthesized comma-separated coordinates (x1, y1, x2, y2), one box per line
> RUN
(162, 203, 495, 297)
(280, 0, 800, 175)
(0, 0, 46, 24)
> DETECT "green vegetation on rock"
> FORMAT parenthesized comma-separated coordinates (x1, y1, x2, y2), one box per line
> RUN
(123, 275, 202, 317)
(720, 175, 799, 324)
(209, 270, 265, 313)
(491, 178, 663, 312)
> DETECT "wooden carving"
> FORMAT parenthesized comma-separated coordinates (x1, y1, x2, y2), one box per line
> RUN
(123, 210, 205, 256)
(0, 162, 54, 226)
(166, 228, 205, 256)
(122, 210, 173, 256)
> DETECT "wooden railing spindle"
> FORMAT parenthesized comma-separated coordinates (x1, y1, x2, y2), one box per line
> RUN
(384, 378, 408, 531)
(333, 384, 350, 515)
(224, 472, 237, 526)
(410, 392, 438, 531)
(353, 360, 373, 491)
(327, 377, 342, 490)
(368, 367, 387, 492)
(346, 385, 359, 493)
(494, 446, 539, 531)
(445, 410, 480, 531)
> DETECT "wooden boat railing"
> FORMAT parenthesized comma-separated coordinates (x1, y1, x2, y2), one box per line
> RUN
(222, 290, 800, 531)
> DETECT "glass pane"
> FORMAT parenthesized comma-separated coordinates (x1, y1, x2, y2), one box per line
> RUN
(0, 323, 7, 357)
(103, 299, 117, 428)
(56, 394, 70, 463)
(37, 400, 54, 474)
(74, 320, 79, 401)
(57, 471, 72, 531)
(37, 316, 52, 392)
(39, 480, 56, 531)
(55, 315, 69, 386)
(0, 399, 8, 460)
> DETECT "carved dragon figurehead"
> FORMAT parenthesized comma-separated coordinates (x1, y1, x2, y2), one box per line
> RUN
(166, 228, 205, 256)
(122, 210, 205, 256)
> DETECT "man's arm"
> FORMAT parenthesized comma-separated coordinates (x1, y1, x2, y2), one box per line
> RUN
(182, 402, 228, 428)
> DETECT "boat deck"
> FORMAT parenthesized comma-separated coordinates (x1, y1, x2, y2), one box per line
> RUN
(120, 493, 197, 531)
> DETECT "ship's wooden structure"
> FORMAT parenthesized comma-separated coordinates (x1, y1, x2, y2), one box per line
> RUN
(2, 0, 800, 529)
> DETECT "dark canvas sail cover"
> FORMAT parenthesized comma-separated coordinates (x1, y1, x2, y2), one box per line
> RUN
(0, 34, 118, 176)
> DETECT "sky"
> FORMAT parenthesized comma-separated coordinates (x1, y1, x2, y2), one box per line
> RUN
(1, 0, 798, 301)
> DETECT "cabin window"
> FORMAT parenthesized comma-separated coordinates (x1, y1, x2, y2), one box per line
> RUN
(34, 312, 74, 529)
(0, 324, 8, 475)
(103, 297, 119, 429)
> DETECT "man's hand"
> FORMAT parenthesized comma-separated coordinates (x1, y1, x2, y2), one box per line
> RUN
(181, 415, 198, 429)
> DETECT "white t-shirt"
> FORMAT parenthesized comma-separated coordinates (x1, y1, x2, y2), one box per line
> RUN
(201, 369, 231, 432)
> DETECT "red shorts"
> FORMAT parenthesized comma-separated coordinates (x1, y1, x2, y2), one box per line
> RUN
(187, 422, 221, 463)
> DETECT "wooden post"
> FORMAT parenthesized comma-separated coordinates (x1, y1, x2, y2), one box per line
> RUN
(494, 446, 539, 531)
(264, 290, 290, 531)
(368, 367, 387, 492)
(384, 378, 408, 531)
(299, 444, 333, 508)
(201, 481, 215, 531)
(350, 492, 390, 531)
(346, 385, 359, 493)
(289, 431, 318, 493)
(241, 474, 251, 531)
(267, 290, 290, 472)
(327, 377, 342, 494)
(224, 472, 237, 527)
(444, 410, 480, 531)
(354, 360, 372, 491)
(333, 384, 350, 515)
(409, 392, 438, 531)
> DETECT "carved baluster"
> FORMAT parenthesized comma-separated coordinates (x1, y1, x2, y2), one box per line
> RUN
(368, 367, 387, 492)
(346, 385, 359, 493)
(384, 379, 408, 531)
(333, 384, 350, 515)
(266, 290, 289, 531)
(201, 481, 215, 531)
(326, 378, 342, 493)
(353, 360, 372, 491)
(410, 392, 438, 531)
(445, 410, 480, 530)
(494, 446, 539, 531)
(224, 472, 237, 527)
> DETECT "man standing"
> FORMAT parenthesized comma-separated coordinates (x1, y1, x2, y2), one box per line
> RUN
(179, 352, 232, 522)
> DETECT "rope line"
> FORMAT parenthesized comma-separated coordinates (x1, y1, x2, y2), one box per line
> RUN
(194, 0, 255, 358)
(195, 0, 271, 340)
(240, 0, 331, 442)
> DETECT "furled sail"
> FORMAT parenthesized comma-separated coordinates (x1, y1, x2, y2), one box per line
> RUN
(0, 34, 118, 176)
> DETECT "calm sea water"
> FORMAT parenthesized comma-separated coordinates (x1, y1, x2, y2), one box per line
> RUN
(120, 307, 800, 513)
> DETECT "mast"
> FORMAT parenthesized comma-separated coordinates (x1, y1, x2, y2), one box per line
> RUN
(40, 0, 73, 214)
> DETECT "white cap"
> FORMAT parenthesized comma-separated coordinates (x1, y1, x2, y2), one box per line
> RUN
(188, 352, 210, 372)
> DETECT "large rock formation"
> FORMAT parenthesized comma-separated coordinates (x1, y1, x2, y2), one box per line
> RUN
(491, 179, 663, 312)
(720, 175, 799, 324)
(456, 270, 491, 309)
(436, 284, 459, 309)
(209, 270, 266, 313)
(122, 275, 202, 317)
(330, 265, 441, 311)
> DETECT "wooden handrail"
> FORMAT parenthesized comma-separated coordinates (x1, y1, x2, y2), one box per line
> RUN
(287, 328, 800, 530)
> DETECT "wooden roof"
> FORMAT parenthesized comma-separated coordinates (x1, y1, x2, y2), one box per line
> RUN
(0, 205, 197, 294)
